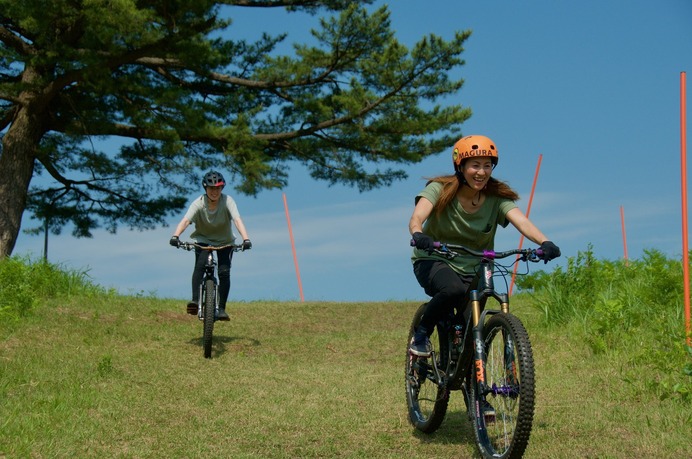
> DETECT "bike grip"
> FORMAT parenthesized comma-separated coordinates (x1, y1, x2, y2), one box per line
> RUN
(535, 248, 544, 257)
(409, 239, 442, 249)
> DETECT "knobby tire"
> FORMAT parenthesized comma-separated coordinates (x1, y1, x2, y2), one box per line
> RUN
(202, 279, 215, 359)
(470, 313, 535, 459)
(405, 303, 450, 433)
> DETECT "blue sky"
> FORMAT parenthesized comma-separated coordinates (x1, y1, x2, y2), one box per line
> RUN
(12, 0, 692, 303)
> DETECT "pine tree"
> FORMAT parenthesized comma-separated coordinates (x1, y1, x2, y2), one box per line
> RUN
(0, 0, 472, 256)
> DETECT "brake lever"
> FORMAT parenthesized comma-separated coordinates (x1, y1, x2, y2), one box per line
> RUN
(527, 249, 543, 263)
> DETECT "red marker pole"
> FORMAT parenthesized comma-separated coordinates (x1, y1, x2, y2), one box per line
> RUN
(680, 71, 690, 346)
(283, 193, 305, 302)
(510, 154, 542, 295)
(620, 206, 629, 267)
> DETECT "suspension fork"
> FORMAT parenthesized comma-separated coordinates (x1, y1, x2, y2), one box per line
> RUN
(470, 288, 510, 393)
(198, 251, 218, 319)
(470, 290, 487, 388)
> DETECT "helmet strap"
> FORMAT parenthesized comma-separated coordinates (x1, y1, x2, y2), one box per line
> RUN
(455, 170, 470, 188)
(456, 170, 484, 206)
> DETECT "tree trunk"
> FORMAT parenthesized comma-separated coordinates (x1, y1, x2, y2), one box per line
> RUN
(0, 106, 43, 258)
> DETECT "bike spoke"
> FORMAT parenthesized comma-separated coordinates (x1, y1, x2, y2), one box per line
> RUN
(405, 304, 451, 433)
(471, 313, 535, 458)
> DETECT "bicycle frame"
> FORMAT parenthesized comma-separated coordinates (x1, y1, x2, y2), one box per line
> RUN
(176, 241, 242, 321)
(423, 245, 539, 392)
(444, 257, 505, 392)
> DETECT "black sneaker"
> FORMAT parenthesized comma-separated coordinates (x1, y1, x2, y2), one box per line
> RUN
(186, 302, 198, 315)
(217, 308, 230, 321)
(409, 332, 432, 357)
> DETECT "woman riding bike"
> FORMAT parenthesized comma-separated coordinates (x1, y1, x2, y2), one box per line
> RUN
(408, 135, 561, 356)
(169, 170, 252, 321)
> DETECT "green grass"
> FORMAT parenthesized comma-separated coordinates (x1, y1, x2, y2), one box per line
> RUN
(1, 254, 691, 458)
(0, 255, 106, 324)
(0, 295, 689, 458)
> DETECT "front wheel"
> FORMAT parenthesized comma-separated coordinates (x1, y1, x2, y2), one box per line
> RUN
(202, 279, 216, 359)
(469, 313, 535, 459)
(405, 303, 450, 433)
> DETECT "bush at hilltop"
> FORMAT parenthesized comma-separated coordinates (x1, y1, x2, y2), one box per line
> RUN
(516, 244, 692, 402)
(0, 256, 106, 323)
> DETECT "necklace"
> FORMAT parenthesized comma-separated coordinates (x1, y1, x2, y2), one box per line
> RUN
(472, 191, 481, 207)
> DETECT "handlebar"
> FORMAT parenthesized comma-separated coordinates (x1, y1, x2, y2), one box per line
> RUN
(175, 241, 244, 252)
(410, 240, 544, 263)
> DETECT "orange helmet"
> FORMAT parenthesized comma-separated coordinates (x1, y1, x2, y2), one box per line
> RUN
(452, 135, 499, 171)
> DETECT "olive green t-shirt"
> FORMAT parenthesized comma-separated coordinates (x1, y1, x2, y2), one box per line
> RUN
(184, 194, 241, 246)
(411, 181, 517, 275)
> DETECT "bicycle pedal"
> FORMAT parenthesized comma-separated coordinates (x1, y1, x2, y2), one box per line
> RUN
(186, 302, 199, 315)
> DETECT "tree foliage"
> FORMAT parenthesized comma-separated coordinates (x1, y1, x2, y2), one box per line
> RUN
(0, 0, 472, 256)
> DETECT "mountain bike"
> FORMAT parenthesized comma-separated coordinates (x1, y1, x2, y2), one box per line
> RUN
(174, 241, 243, 359)
(405, 242, 548, 459)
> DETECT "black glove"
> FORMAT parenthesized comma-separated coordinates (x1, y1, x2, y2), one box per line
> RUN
(169, 236, 180, 247)
(412, 232, 435, 251)
(539, 241, 561, 263)
(242, 239, 252, 250)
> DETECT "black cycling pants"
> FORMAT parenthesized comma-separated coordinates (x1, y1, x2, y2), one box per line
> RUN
(191, 246, 234, 309)
(413, 259, 473, 333)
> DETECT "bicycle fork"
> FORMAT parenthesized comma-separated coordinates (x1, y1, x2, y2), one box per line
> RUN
(198, 253, 219, 321)
(197, 279, 218, 320)
(469, 289, 509, 396)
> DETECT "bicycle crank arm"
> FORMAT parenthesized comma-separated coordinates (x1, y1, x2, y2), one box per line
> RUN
(411, 352, 446, 387)
(429, 351, 447, 386)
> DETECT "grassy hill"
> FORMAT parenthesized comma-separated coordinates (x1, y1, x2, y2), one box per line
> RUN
(1, 255, 690, 457)
(0, 296, 689, 458)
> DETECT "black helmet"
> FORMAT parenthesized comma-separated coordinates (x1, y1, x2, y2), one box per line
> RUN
(202, 170, 225, 188)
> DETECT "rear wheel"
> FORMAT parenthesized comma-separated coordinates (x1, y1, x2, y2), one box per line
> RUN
(469, 313, 535, 459)
(405, 303, 450, 433)
(202, 279, 216, 359)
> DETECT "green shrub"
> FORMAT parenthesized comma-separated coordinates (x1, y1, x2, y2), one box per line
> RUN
(516, 245, 692, 402)
(0, 256, 105, 323)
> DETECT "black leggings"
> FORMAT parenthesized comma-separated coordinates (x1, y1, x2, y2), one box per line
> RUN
(413, 259, 474, 332)
(192, 246, 234, 309)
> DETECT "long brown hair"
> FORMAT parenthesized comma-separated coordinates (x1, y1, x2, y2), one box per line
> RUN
(425, 174, 520, 217)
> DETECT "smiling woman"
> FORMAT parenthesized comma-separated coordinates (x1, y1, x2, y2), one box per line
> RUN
(169, 170, 252, 321)
(407, 134, 561, 356)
